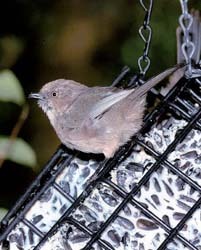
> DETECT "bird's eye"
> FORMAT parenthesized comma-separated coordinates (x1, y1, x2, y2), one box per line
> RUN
(52, 92, 57, 97)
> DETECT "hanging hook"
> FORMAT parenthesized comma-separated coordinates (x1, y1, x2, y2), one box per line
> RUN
(138, 56, 150, 76)
(179, 0, 195, 77)
(137, 0, 153, 77)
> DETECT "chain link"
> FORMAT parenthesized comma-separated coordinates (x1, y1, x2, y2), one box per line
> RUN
(179, 0, 195, 77)
(137, 0, 153, 77)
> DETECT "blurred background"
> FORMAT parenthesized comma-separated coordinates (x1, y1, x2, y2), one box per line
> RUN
(0, 0, 200, 215)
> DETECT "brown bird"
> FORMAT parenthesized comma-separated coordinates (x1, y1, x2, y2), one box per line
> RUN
(29, 66, 180, 158)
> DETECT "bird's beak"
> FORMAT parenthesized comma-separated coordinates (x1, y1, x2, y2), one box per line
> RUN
(28, 93, 44, 100)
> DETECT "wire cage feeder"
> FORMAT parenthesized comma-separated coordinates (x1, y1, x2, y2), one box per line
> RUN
(0, 1, 201, 250)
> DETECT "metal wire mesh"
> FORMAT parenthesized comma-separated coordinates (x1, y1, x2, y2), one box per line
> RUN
(0, 65, 201, 250)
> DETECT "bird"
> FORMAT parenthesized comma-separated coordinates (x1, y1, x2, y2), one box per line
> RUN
(29, 66, 181, 158)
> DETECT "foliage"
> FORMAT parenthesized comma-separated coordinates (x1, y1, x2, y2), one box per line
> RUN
(0, 136, 36, 168)
(0, 208, 7, 221)
(0, 70, 25, 105)
(0, 70, 37, 169)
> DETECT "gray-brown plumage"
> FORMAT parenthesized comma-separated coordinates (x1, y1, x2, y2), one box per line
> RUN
(29, 66, 180, 158)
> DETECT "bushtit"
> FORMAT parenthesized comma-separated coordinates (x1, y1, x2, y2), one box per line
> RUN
(29, 66, 180, 158)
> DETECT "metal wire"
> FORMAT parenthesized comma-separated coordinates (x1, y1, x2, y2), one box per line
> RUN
(0, 66, 132, 249)
(137, 0, 153, 76)
(33, 75, 200, 250)
(0, 71, 201, 250)
(1, 3, 201, 247)
(179, 0, 195, 77)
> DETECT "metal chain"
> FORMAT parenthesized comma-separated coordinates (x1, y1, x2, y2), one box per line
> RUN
(137, 0, 153, 77)
(179, 0, 195, 77)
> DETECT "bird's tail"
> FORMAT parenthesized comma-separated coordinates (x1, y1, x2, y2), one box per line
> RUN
(132, 65, 185, 99)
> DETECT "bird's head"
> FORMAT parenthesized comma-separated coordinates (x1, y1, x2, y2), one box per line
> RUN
(29, 79, 87, 116)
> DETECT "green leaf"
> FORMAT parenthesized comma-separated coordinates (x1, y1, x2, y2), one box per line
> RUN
(0, 70, 25, 105)
(0, 208, 8, 221)
(0, 136, 37, 169)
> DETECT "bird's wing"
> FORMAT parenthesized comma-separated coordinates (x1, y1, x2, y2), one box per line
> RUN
(90, 66, 180, 120)
(90, 88, 133, 119)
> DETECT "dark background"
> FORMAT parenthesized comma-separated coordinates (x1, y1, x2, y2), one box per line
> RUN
(0, 0, 200, 210)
